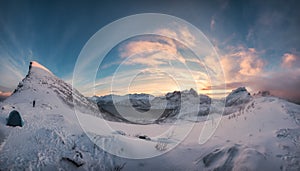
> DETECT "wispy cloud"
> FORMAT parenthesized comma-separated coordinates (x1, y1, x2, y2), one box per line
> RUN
(0, 18, 37, 92)
(0, 51, 30, 90)
(210, 16, 216, 30)
(119, 39, 185, 66)
(118, 33, 192, 67)
(84, 63, 211, 97)
(155, 26, 197, 48)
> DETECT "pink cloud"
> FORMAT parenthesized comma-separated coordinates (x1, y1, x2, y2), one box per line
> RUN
(0, 91, 12, 97)
(155, 26, 196, 48)
(281, 53, 299, 68)
(120, 40, 177, 58)
(119, 36, 186, 66)
(249, 69, 300, 103)
(220, 46, 266, 82)
(214, 48, 300, 103)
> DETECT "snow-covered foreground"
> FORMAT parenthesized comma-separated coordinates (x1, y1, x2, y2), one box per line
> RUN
(78, 96, 300, 170)
(0, 62, 300, 170)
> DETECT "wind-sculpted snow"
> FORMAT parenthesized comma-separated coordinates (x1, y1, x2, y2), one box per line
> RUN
(198, 143, 278, 171)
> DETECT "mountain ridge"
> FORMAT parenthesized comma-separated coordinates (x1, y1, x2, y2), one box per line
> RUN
(10, 61, 98, 115)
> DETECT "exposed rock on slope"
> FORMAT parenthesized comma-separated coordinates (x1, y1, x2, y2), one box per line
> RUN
(225, 87, 252, 107)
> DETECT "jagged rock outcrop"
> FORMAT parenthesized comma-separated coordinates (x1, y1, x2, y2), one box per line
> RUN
(96, 88, 212, 123)
(225, 87, 252, 107)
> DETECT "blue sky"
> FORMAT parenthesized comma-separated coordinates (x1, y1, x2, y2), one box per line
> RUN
(0, 0, 300, 102)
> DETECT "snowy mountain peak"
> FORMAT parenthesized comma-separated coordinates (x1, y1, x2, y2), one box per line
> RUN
(30, 61, 52, 73)
(27, 61, 53, 78)
(9, 61, 98, 115)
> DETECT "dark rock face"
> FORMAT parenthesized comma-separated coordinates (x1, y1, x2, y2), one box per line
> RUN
(255, 90, 271, 97)
(129, 94, 152, 112)
(200, 94, 211, 105)
(225, 87, 252, 107)
(202, 145, 240, 170)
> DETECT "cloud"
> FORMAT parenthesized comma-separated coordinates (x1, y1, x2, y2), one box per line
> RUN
(119, 35, 187, 67)
(89, 64, 211, 97)
(202, 81, 247, 91)
(0, 53, 28, 89)
(155, 26, 197, 48)
(210, 16, 216, 30)
(0, 27, 36, 90)
(0, 90, 12, 97)
(249, 69, 300, 103)
(281, 53, 300, 68)
(0, 90, 12, 101)
(219, 46, 265, 82)
(214, 46, 300, 103)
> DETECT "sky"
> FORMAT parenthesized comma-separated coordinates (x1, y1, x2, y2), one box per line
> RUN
(0, 0, 300, 102)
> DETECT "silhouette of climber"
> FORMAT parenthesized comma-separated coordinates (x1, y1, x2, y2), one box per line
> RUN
(29, 62, 32, 70)
(33, 100, 36, 107)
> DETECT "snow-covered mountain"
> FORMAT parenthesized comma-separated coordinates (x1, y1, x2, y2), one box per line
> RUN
(0, 62, 115, 170)
(0, 61, 300, 170)
(11, 61, 98, 114)
(95, 88, 212, 123)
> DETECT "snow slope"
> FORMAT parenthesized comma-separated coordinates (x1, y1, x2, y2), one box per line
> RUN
(0, 61, 299, 170)
(78, 96, 300, 170)
(0, 62, 115, 170)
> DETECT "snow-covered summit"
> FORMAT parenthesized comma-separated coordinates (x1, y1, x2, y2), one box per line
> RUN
(11, 61, 98, 114)
(0, 62, 114, 170)
(30, 61, 53, 74)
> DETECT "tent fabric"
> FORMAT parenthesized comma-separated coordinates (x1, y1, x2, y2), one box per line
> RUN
(6, 110, 24, 127)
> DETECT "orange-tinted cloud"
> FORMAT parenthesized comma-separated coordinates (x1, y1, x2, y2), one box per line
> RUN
(212, 49, 300, 103)
(0, 91, 12, 97)
(281, 53, 299, 68)
(249, 68, 300, 103)
(119, 36, 186, 66)
(156, 26, 196, 48)
(219, 46, 265, 82)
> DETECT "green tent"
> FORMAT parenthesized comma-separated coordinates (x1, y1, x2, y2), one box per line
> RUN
(6, 110, 24, 127)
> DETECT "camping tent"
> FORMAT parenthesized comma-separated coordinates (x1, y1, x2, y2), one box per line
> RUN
(6, 110, 24, 127)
